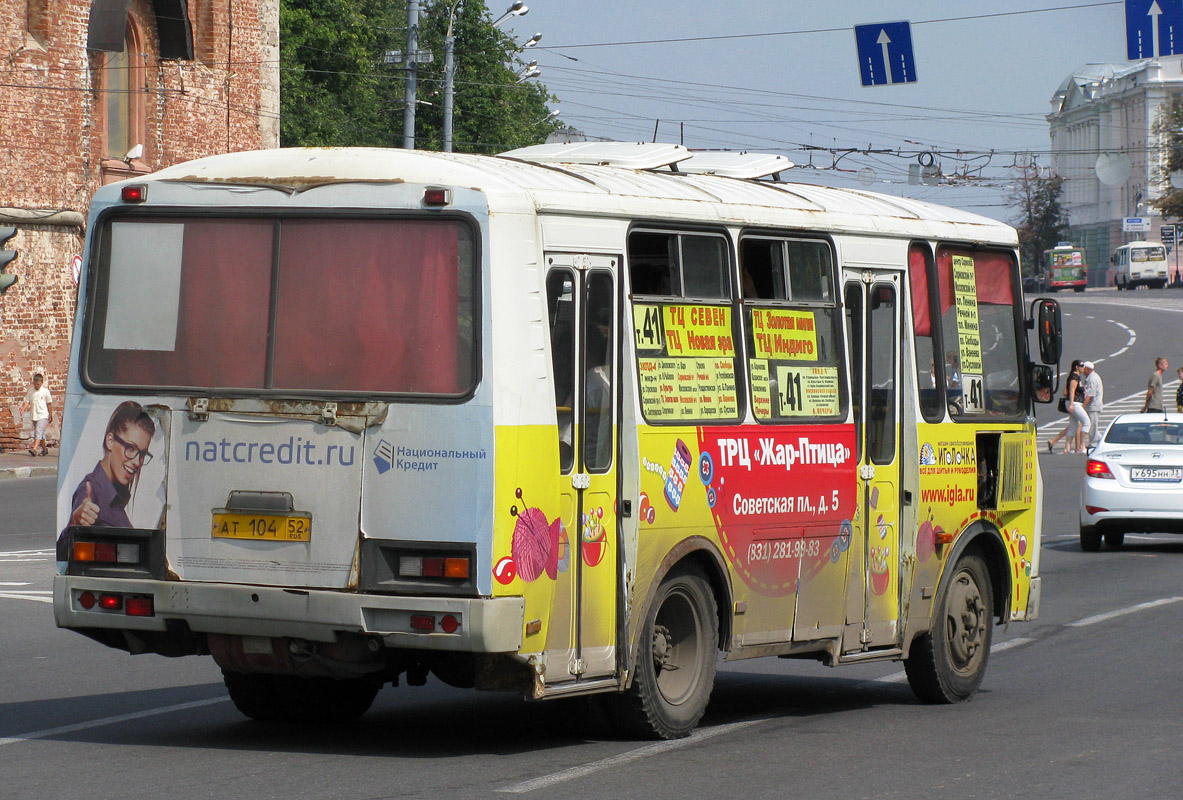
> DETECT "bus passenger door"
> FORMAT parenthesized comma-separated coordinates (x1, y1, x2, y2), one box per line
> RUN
(545, 258, 618, 682)
(842, 272, 903, 650)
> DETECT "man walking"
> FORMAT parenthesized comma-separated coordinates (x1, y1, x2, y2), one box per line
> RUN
(19, 372, 53, 456)
(1141, 357, 1168, 414)
(1081, 361, 1104, 448)
(1176, 366, 1183, 413)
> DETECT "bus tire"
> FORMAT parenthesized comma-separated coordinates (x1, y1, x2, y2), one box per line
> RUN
(1079, 525, 1101, 552)
(272, 675, 383, 723)
(223, 671, 284, 722)
(904, 553, 993, 704)
(605, 564, 718, 739)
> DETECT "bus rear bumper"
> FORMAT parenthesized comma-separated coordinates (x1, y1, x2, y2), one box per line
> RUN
(53, 575, 525, 654)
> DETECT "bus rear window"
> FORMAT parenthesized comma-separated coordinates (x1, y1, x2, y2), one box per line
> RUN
(84, 216, 477, 396)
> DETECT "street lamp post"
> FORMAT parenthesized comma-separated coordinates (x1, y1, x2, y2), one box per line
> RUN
(443, 1, 531, 153)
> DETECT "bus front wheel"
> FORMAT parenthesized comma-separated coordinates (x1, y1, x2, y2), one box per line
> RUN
(604, 563, 718, 739)
(904, 553, 993, 703)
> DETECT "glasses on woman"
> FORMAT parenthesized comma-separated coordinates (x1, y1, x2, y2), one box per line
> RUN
(110, 432, 153, 465)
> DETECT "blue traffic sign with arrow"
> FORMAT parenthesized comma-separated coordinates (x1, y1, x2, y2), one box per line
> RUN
(1126, 0, 1183, 59)
(854, 21, 917, 87)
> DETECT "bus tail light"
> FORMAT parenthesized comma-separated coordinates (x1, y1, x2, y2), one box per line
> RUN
(72, 540, 142, 564)
(407, 613, 460, 633)
(1086, 460, 1115, 479)
(125, 596, 154, 617)
(120, 184, 147, 203)
(423, 187, 451, 206)
(74, 590, 154, 617)
(399, 555, 470, 580)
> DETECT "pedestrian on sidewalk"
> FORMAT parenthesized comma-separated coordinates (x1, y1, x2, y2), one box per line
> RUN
(19, 372, 53, 456)
(1141, 356, 1167, 414)
(1176, 366, 1183, 413)
(1048, 359, 1089, 453)
(1081, 361, 1104, 447)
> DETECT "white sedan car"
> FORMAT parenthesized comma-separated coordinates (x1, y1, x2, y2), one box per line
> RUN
(1080, 413, 1183, 551)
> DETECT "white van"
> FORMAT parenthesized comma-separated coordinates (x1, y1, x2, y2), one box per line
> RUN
(1112, 241, 1168, 290)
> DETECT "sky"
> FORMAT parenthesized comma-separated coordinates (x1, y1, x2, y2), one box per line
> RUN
(494, 0, 1134, 222)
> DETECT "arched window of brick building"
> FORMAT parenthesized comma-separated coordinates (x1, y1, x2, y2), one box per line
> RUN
(103, 19, 146, 161)
(26, 0, 51, 48)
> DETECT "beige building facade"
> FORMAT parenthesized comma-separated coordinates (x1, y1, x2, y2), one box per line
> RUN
(1047, 56, 1183, 286)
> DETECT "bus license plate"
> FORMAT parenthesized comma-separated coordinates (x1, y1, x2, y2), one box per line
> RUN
(212, 512, 312, 541)
(1130, 467, 1183, 483)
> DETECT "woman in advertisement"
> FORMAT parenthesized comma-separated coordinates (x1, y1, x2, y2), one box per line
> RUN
(66, 401, 156, 528)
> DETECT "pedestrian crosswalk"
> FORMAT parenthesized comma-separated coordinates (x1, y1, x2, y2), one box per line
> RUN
(1037, 380, 1180, 452)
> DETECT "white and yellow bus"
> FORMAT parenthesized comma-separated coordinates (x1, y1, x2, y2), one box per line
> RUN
(1112, 240, 1170, 290)
(54, 143, 1061, 738)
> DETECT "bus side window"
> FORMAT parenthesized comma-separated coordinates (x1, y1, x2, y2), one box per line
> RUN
(844, 283, 863, 457)
(681, 235, 729, 298)
(547, 270, 576, 472)
(628, 231, 680, 296)
(909, 243, 942, 423)
(583, 272, 615, 472)
(628, 230, 729, 299)
(739, 238, 783, 299)
(868, 283, 897, 464)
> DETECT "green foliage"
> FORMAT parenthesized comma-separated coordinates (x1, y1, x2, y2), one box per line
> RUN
(279, 0, 560, 152)
(413, 1, 559, 152)
(1009, 163, 1068, 275)
(1151, 99, 1183, 220)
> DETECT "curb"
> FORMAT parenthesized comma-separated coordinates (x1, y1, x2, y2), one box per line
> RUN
(0, 466, 57, 481)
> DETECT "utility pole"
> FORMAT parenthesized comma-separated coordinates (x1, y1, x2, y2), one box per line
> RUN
(403, 0, 419, 150)
(443, 1, 460, 153)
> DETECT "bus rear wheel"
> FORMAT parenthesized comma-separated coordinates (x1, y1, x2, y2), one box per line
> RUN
(904, 553, 993, 703)
(603, 563, 718, 739)
(223, 671, 383, 722)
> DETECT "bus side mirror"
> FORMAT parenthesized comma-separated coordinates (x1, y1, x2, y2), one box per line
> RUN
(1033, 298, 1062, 365)
(1031, 364, 1055, 403)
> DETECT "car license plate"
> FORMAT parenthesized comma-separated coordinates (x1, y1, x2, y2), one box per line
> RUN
(212, 512, 312, 541)
(1130, 467, 1183, 483)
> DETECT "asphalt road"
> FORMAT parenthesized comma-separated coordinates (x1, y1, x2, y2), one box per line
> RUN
(3, 290, 1182, 800)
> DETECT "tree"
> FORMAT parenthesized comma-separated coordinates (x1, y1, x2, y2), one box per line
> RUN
(1150, 99, 1183, 219)
(1009, 161, 1068, 277)
(413, 1, 559, 153)
(279, 0, 559, 152)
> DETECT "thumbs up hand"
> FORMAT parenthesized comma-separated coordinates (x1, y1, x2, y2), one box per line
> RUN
(70, 481, 100, 526)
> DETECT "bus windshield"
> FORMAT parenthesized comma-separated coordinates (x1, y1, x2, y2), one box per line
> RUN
(1131, 246, 1166, 262)
(82, 216, 477, 396)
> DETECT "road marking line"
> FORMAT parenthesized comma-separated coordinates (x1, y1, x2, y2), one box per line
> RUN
(0, 582, 32, 586)
(857, 636, 1035, 688)
(496, 718, 764, 793)
(0, 697, 229, 747)
(1067, 596, 1183, 627)
(1106, 320, 1136, 359)
(0, 591, 52, 604)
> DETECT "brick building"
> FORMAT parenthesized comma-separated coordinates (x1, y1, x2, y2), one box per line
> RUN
(0, 0, 280, 451)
